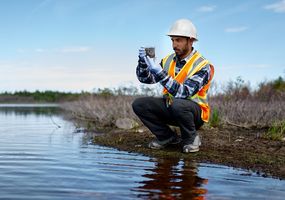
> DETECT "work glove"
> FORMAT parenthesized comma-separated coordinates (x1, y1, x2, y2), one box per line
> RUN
(138, 47, 146, 59)
(144, 56, 162, 74)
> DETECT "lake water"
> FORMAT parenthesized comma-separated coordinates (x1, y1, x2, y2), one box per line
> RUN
(0, 104, 284, 200)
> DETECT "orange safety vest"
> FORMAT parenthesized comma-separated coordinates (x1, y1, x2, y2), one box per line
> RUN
(162, 51, 214, 122)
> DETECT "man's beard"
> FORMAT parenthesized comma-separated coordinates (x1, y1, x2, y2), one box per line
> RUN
(174, 47, 189, 58)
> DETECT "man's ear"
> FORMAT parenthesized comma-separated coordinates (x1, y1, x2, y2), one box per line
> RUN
(187, 38, 194, 46)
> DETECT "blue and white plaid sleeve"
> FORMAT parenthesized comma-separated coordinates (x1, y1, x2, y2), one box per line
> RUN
(136, 57, 157, 84)
(155, 64, 211, 98)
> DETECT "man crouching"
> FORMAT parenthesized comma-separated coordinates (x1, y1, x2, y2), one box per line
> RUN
(132, 19, 214, 153)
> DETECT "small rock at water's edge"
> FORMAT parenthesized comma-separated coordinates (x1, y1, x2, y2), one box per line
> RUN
(115, 118, 137, 130)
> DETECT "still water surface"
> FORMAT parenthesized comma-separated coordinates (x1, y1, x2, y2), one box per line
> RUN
(0, 104, 284, 200)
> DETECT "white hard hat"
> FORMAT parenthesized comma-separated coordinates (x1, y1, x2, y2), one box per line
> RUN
(167, 19, 198, 40)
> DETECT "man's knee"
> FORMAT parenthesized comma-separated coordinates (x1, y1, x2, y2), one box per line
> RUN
(170, 99, 199, 119)
(132, 97, 150, 114)
(132, 98, 142, 114)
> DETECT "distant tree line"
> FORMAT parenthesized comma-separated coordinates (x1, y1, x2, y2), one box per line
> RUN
(92, 76, 285, 99)
(211, 76, 285, 101)
(0, 90, 87, 103)
(1, 76, 284, 103)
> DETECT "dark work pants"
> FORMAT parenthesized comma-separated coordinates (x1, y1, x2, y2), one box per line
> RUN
(132, 97, 204, 142)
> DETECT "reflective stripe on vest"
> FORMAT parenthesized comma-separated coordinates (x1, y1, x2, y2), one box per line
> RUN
(161, 51, 214, 122)
(162, 53, 175, 72)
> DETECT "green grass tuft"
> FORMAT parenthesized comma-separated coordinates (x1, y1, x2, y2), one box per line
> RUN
(210, 108, 221, 127)
(264, 121, 285, 141)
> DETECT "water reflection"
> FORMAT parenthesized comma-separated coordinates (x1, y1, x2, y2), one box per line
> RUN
(135, 157, 208, 200)
(1, 105, 285, 200)
(0, 104, 61, 116)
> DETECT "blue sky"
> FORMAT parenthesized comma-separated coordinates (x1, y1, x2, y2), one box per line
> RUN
(0, 0, 284, 92)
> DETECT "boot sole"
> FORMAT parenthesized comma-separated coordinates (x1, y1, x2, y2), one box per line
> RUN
(183, 146, 200, 153)
(183, 149, 199, 153)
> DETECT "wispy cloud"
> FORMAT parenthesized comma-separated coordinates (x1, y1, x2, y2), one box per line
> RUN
(25, 0, 52, 23)
(32, 0, 52, 13)
(35, 48, 46, 53)
(264, 0, 285, 13)
(0, 63, 135, 91)
(197, 5, 216, 12)
(16, 48, 27, 53)
(58, 46, 91, 53)
(225, 26, 248, 33)
(16, 47, 91, 54)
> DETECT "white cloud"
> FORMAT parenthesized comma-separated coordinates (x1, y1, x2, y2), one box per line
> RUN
(197, 5, 216, 12)
(16, 48, 27, 53)
(225, 26, 248, 33)
(58, 46, 92, 53)
(35, 48, 45, 53)
(0, 49, 137, 92)
(0, 66, 136, 92)
(16, 47, 92, 54)
(264, 0, 285, 13)
(31, 0, 52, 14)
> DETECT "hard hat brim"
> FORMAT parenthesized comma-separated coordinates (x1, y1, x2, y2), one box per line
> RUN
(167, 34, 198, 41)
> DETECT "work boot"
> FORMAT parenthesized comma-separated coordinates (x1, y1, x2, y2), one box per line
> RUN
(183, 135, 201, 153)
(148, 135, 181, 149)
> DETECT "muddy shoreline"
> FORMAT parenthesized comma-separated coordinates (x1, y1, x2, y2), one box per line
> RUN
(92, 126, 285, 180)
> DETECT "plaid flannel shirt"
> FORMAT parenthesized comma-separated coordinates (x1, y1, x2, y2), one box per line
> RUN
(136, 49, 212, 99)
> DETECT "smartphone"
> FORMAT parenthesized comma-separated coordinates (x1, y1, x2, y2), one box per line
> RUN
(145, 47, 155, 58)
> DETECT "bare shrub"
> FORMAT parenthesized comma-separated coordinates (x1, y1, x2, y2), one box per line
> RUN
(209, 76, 285, 128)
(61, 77, 285, 131)
(210, 96, 285, 128)
(62, 95, 141, 130)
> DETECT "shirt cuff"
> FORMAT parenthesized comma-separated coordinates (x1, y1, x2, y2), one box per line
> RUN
(154, 70, 168, 82)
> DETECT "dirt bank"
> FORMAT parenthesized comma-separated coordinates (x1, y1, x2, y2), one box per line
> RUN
(93, 126, 285, 180)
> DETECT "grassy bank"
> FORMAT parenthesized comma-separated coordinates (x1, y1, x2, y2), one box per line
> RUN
(92, 128, 285, 179)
